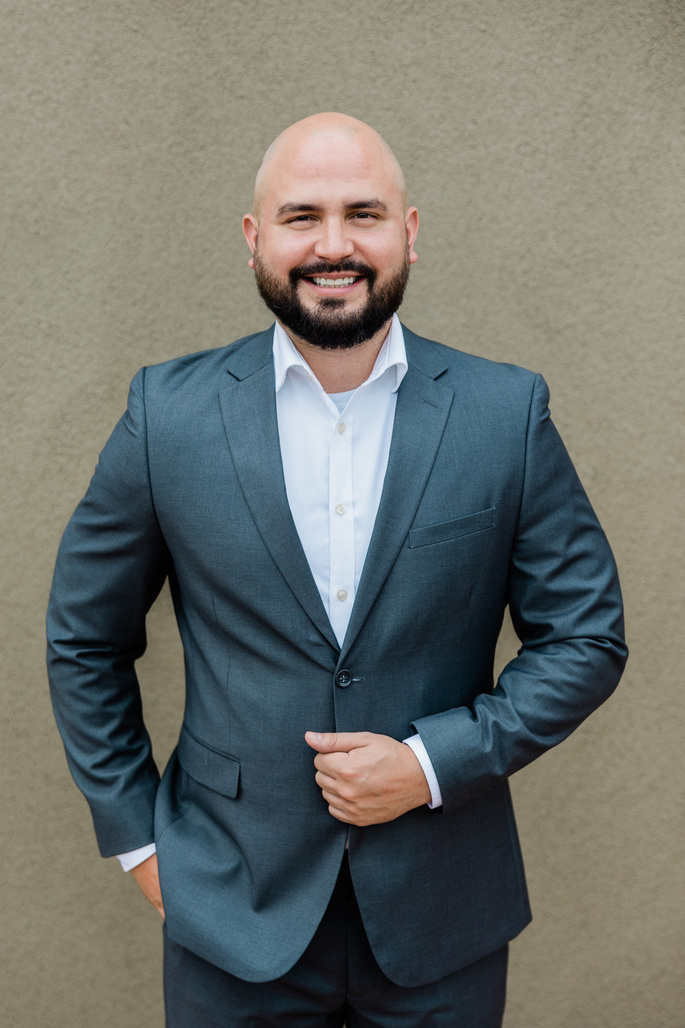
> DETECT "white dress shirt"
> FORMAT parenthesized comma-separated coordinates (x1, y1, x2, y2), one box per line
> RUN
(117, 315, 440, 872)
(274, 315, 404, 646)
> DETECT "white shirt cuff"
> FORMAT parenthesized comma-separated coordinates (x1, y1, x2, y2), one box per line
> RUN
(403, 734, 443, 809)
(116, 842, 157, 872)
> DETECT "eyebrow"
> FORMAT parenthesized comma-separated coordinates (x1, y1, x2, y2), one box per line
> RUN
(276, 199, 389, 217)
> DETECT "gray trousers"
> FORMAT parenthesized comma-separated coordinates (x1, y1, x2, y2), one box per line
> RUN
(163, 854, 508, 1027)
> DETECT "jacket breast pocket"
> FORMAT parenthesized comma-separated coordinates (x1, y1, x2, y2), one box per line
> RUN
(177, 724, 240, 798)
(408, 507, 496, 548)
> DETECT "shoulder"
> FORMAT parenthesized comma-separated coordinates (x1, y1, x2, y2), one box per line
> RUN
(139, 328, 273, 395)
(142, 331, 271, 384)
(402, 324, 542, 401)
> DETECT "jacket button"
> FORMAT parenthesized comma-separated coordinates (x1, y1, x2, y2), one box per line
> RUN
(335, 669, 352, 687)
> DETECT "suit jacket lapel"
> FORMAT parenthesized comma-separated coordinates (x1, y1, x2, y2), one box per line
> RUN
(339, 334, 453, 662)
(219, 330, 339, 652)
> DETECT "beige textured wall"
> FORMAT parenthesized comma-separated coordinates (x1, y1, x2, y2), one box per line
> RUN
(2, 1, 683, 1024)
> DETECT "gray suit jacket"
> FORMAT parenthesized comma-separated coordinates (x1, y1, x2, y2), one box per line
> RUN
(47, 326, 627, 986)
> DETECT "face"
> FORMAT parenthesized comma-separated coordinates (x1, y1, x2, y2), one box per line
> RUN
(243, 128, 418, 350)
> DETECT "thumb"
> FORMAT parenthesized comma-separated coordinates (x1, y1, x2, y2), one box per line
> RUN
(305, 731, 368, 753)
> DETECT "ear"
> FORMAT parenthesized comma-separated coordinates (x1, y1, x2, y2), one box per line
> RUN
(242, 214, 259, 269)
(405, 207, 419, 264)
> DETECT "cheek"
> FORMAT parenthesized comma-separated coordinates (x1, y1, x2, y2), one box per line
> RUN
(359, 234, 406, 268)
(256, 230, 310, 271)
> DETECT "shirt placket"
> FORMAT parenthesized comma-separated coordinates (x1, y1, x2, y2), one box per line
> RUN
(328, 405, 355, 647)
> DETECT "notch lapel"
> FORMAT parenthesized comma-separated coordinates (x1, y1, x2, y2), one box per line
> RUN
(339, 347, 453, 662)
(219, 332, 338, 652)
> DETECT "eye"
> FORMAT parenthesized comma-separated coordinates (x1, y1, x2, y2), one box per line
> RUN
(282, 214, 317, 230)
(351, 211, 377, 221)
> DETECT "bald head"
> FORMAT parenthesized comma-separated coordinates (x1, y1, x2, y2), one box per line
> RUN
(241, 111, 419, 354)
(252, 113, 408, 219)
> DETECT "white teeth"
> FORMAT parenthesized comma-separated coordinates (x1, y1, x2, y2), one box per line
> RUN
(312, 276, 357, 287)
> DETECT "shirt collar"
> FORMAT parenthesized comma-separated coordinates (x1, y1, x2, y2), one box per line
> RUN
(273, 313, 408, 395)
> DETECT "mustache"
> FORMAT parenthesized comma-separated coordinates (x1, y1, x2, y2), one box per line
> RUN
(289, 260, 376, 284)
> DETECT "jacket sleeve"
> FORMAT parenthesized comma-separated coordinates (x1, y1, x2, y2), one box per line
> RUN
(47, 368, 170, 856)
(411, 374, 628, 812)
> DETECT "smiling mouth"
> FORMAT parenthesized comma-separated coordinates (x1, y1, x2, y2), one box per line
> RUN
(308, 275, 361, 288)
(291, 261, 374, 292)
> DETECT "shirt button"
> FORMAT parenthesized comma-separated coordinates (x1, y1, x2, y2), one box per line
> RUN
(337, 422, 346, 434)
(335, 504, 346, 515)
(337, 589, 348, 602)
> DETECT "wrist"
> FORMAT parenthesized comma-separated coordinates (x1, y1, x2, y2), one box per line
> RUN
(402, 734, 442, 808)
(402, 740, 432, 807)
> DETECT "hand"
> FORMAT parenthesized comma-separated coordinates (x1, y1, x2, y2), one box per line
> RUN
(305, 731, 431, 826)
(130, 853, 165, 920)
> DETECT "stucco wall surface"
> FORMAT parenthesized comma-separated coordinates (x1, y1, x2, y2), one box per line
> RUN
(2, 1, 683, 1025)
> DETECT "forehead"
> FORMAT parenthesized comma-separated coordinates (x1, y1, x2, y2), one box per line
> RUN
(260, 130, 402, 212)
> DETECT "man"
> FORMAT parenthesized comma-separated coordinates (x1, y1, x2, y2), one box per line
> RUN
(47, 113, 627, 1026)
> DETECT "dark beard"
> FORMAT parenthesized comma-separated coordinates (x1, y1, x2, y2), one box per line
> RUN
(252, 251, 410, 350)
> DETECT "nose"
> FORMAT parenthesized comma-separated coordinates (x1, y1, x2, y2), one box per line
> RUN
(314, 217, 355, 263)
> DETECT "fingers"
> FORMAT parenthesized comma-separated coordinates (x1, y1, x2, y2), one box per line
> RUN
(305, 730, 369, 753)
(130, 854, 166, 920)
(309, 733, 431, 825)
(314, 769, 337, 790)
(321, 793, 382, 827)
(316, 769, 377, 826)
(319, 787, 364, 826)
(315, 769, 356, 802)
(312, 751, 348, 778)
(149, 891, 166, 920)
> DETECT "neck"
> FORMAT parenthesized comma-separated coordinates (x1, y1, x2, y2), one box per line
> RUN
(280, 319, 393, 393)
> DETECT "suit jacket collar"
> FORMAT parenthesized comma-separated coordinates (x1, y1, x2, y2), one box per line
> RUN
(221, 323, 449, 384)
(339, 328, 453, 660)
(219, 326, 453, 658)
(220, 328, 340, 653)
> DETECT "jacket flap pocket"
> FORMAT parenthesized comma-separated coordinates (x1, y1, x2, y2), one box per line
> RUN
(409, 507, 496, 548)
(177, 725, 240, 798)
